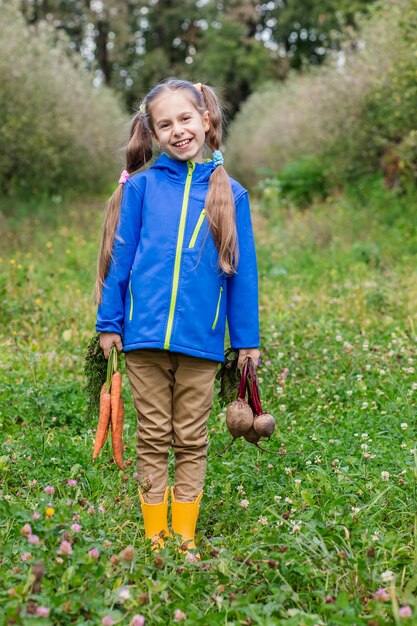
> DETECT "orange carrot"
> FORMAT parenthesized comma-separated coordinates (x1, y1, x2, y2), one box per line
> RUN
(111, 396, 125, 470)
(110, 370, 122, 430)
(93, 383, 111, 460)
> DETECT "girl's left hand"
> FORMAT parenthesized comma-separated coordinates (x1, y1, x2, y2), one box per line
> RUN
(238, 348, 260, 370)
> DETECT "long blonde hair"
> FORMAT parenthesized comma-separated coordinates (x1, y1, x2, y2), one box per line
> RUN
(94, 78, 238, 305)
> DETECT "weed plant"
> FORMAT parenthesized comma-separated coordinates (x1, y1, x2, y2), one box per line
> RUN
(1, 182, 417, 623)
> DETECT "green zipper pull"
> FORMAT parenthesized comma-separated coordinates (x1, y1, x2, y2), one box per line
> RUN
(189, 208, 206, 248)
(211, 285, 223, 330)
(128, 269, 134, 321)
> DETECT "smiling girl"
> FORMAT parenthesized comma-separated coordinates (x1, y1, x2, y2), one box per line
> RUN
(94, 78, 260, 551)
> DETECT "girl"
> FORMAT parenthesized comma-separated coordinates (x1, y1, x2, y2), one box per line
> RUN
(94, 78, 260, 550)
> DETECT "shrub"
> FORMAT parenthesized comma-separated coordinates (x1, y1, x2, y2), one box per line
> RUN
(0, 3, 128, 197)
(225, 0, 417, 192)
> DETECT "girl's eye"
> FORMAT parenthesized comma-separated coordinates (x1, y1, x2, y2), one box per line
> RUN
(182, 116, 191, 121)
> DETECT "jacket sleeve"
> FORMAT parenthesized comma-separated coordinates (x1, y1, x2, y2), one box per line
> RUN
(96, 179, 143, 335)
(226, 190, 260, 349)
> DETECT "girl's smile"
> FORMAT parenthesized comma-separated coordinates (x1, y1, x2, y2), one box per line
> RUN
(151, 92, 210, 163)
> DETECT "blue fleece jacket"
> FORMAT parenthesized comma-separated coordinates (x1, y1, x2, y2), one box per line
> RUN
(96, 153, 259, 362)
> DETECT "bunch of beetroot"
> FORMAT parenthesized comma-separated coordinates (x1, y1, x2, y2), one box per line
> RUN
(226, 358, 275, 444)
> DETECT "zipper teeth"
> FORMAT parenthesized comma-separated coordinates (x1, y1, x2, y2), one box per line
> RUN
(129, 270, 133, 321)
(164, 161, 195, 350)
(188, 208, 206, 248)
(211, 286, 223, 330)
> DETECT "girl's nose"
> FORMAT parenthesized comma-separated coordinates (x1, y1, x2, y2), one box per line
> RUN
(173, 124, 184, 136)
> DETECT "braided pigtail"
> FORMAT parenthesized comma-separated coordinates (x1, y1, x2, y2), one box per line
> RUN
(200, 84, 238, 275)
(93, 109, 153, 304)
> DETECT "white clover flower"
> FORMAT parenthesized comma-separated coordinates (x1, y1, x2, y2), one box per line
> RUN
(237, 485, 244, 493)
(381, 570, 394, 583)
(314, 456, 322, 464)
(295, 479, 301, 486)
(240, 499, 249, 509)
(291, 522, 302, 533)
(351, 506, 360, 515)
(401, 423, 408, 430)
(284, 467, 292, 475)
(311, 434, 318, 441)
(118, 587, 131, 601)
(284, 497, 293, 504)
(361, 443, 369, 451)
(381, 471, 390, 481)
(274, 495, 282, 503)
(257, 516, 268, 526)
(372, 533, 379, 542)
(361, 433, 369, 440)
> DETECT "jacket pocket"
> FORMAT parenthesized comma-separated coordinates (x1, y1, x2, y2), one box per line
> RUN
(211, 285, 223, 330)
(128, 270, 134, 321)
(188, 208, 206, 248)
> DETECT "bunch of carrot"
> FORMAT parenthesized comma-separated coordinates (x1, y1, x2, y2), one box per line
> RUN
(92, 347, 124, 470)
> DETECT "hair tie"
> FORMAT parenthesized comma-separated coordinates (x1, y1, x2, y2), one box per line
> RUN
(139, 102, 146, 114)
(193, 82, 202, 92)
(212, 150, 224, 168)
(119, 169, 130, 184)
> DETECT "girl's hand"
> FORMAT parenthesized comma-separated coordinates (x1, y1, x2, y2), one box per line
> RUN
(237, 348, 260, 371)
(100, 332, 123, 359)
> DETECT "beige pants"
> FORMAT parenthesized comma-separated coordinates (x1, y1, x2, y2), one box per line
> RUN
(125, 349, 218, 503)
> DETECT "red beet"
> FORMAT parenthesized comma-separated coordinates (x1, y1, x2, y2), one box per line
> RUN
(226, 399, 254, 438)
(253, 413, 275, 438)
(246, 358, 276, 439)
(243, 426, 261, 444)
(226, 361, 254, 438)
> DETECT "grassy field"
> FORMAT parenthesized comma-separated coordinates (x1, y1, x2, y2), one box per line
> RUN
(1, 179, 417, 625)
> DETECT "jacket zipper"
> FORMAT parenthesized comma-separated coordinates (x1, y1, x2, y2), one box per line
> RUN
(128, 270, 133, 321)
(188, 208, 206, 248)
(164, 161, 196, 349)
(211, 285, 223, 330)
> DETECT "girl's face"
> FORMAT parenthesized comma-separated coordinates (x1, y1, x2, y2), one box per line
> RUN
(150, 90, 210, 163)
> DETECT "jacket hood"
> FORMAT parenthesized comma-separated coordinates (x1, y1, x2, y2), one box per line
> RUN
(151, 152, 216, 184)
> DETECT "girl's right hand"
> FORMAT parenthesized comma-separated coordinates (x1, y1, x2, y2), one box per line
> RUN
(99, 332, 123, 359)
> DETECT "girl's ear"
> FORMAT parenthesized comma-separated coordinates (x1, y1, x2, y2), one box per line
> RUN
(203, 110, 210, 133)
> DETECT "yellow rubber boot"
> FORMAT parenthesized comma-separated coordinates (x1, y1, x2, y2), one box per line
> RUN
(171, 488, 203, 551)
(139, 488, 169, 549)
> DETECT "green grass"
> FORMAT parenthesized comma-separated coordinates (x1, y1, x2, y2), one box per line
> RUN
(1, 180, 417, 625)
